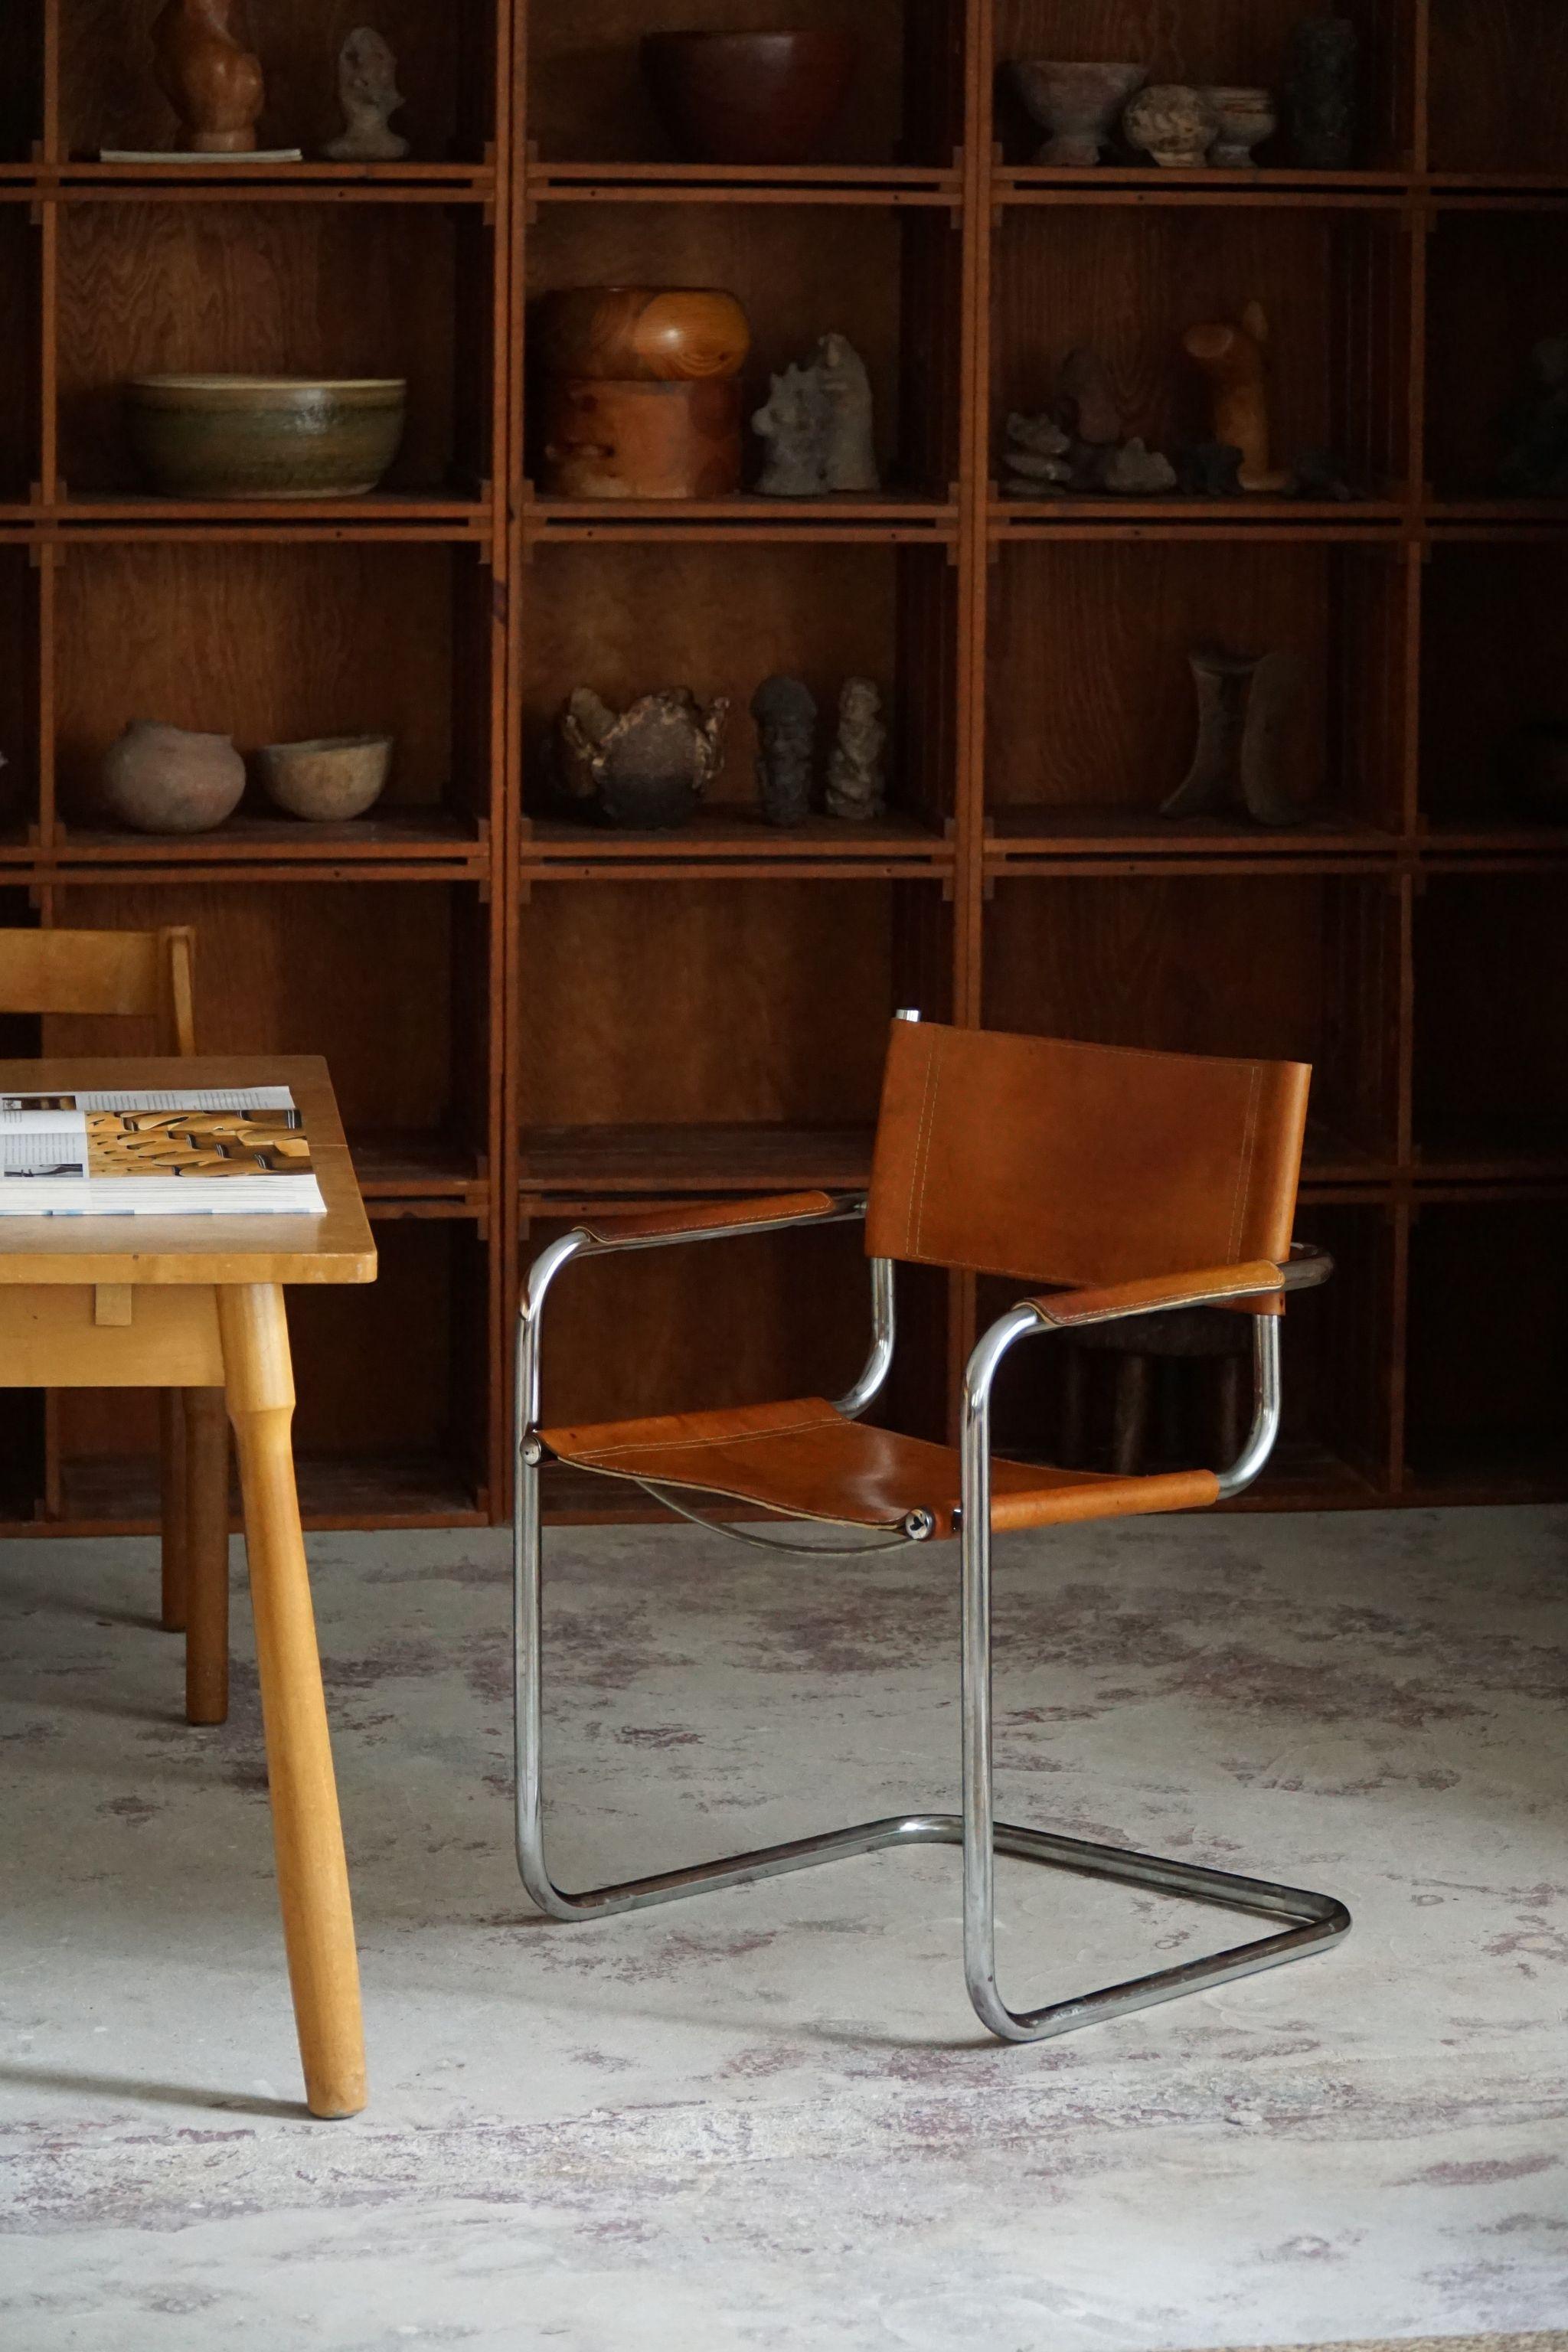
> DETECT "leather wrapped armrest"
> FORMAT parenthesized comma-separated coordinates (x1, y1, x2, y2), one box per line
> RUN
(574, 1191, 862, 1249)
(1028, 1259, 1287, 1328)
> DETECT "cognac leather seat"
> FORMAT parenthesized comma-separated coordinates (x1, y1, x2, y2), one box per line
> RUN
(541, 1394, 1220, 1537)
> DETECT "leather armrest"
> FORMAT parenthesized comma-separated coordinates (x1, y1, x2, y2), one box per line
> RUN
(1029, 1259, 1287, 1328)
(575, 1191, 861, 1248)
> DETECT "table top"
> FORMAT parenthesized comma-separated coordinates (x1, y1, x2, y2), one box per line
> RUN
(0, 1057, 376, 1285)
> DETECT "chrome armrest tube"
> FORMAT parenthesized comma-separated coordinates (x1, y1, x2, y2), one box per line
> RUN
(835, 1256, 895, 1419)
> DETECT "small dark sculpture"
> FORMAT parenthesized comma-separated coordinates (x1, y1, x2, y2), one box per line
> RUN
(1282, 14, 1360, 170)
(1099, 436, 1178, 495)
(751, 676, 816, 827)
(1178, 441, 1246, 497)
(1057, 347, 1121, 446)
(1161, 648, 1309, 828)
(1001, 409, 1072, 497)
(1002, 351, 1177, 499)
(753, 334, 878, 497)
(557, 688, 728, 831)
(1285, 446, 1356, 501)
(826, 679, 886, 822)
(325, 27, 410, 162)
(1496, 335, 1568, 496)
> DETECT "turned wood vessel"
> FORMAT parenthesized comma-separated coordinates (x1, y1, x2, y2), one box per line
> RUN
(152, 0, 265, 155)
(641, 30, 858, 165)
(540, 378, 743, 500)
(535, 288, 751, 384)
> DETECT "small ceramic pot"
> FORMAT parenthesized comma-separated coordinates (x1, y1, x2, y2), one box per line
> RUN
(100, 720, 246, 834)
(257, 734, 393, 822)
(1204, 85, 1278, 167)
(1122, 83, 1220, 169)
(640, 30, 858, 166)
(1008, 60, 1146, 167)
(126, 375, 407, 499)
(1509, 720, 1568, 822)
(534, 287, 751, 383)
(540, 377, 743, 499)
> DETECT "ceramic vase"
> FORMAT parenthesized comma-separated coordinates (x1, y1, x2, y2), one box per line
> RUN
(1008, 60, 1146, 166)
(1204, 87, 1277, 167)
(1122, 83, 1220, 169)
(100, 721, 246, 834)
(152, 0, 264, 155)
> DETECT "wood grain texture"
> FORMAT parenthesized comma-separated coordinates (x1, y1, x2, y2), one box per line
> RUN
(54, 541, 463, 816)
(1428, 0, 1568, 175)
(57, 204, 463, 494)
(60, 0, 493, 162)
(1413, 877, 1568, 1161)
(1421, 543, 1568, 823)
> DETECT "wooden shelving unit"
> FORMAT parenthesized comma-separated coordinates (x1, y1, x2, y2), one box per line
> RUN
(1, 2, 1563, 1532)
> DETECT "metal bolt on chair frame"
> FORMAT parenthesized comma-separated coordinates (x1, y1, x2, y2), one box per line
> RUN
(513, 1017, 1350, 2043)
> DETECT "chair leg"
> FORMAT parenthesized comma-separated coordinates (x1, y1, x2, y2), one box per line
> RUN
(512, 1417, 1351, 2034)
(158, 1390, 188, 1632)
(184, 1387, 230, 1726)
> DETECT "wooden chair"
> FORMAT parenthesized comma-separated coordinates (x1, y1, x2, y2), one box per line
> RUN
(0, 926, 230, 1725)
(514, 1014, 1351, 2045)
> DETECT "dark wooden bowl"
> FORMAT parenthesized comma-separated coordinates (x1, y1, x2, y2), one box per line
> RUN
(640, 30, 858, 166)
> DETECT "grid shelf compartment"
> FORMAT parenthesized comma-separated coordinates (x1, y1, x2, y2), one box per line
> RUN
(985, 537, 1407, 844)
(991, 200, 1410, 509)
(993, 1, 1413, 177)
(0, 11, 41, 164)
(978, 1199, 1394, 1508)
(52, 538, 496, 851)
(1413, 874, 1568, 1172)
(526, 201, 962, 505)
(60, 0, 500, 167)
(1428, 0, 1568, 180)
(1425, 211, 1568, 503)
(0, 205, 40, 503)
(982, 871, 1402, 1176)
(1406, 1200, 1568, 1498)
(1420, 539, 1568, 837)
(521, 541, 956, 847)
(0, 547, 40, 851)
(44, 880, 495, 1197)
(54, 1217, 492, 1530)
(54, 199, 496, 502)
(524, 0, 965, 171)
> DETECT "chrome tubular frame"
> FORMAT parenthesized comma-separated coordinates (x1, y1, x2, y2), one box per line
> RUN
(514, 1223, 1349, 2030)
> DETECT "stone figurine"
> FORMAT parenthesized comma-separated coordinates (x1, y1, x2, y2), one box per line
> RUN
(1122, 84, 1219, 170)
(325, 27, 410, 162)
(753, 335, 878, 496)
(152, 0, 264, 154)
(557, 688, 728, 831)
(750, 676, 817, 828)
(1282, 14, 1360, 170)
(1161, 648, 1308, 828)
(826, 679, 887, 822)
(1496, 335, 1568, 496)
(1184, 302, 1290, 493)
(1002, 348, 1176, 498)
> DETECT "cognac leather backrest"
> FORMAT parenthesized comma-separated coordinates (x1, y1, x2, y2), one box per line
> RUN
(0, 927, 197, 1056)
(866, 1020, 1310, 1294)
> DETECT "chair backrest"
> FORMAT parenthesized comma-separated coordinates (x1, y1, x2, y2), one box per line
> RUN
(0, 927, 197, 1056)
(866, 1019, 1309, 1289)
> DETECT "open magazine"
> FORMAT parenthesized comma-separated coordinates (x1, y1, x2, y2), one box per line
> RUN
(0, 1087, 325, 1217)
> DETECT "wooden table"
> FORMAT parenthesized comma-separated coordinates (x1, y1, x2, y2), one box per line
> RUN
(0, 1056, 376, 2120)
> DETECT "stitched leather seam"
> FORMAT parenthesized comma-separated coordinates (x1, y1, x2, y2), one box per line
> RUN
(906, 1025, 943, 1258)
(562, 1411, 845, 1462)
(1227, 1063, 1263, 1262)
(1044, 1269, 1277, 1325)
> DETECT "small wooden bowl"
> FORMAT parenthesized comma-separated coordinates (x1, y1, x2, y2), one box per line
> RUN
(535, 287, 751, 383)
(641, 30, 858, 166)
(540, 378, 743, 499)
(126, 375, 407, 499)
(257, 734, 393, 822)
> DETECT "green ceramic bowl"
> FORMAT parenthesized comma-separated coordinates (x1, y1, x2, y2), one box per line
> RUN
(126, 375, 408, 499)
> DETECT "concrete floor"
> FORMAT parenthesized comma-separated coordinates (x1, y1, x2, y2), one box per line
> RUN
(1, 1504, 1565, 2350)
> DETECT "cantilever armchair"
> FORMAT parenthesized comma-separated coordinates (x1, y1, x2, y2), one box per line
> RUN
(514, 1016, 1351, 2043)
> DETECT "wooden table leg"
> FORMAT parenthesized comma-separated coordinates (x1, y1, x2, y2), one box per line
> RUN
(184, 1387, 230, 1727)
(219, 1282, 366, 2121)
(158, 1390, 188, 1632)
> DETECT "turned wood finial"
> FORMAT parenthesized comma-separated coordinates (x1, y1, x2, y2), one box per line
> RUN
(1182, 300, 1289, 493)
(152, 0, 265, 155)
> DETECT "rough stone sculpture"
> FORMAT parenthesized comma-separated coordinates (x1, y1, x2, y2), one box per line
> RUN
(1161, 648, 1308, 828)
(753, 335, 878, 496)
(1003, 351, 1178, 499)
(1183, 302, 1290, 492)
(557, 688, 728, 831)
(1496, 335, 1568, 496)
(826, 678, 887, 822)
(1122, 84, 1219, 168)
(152, 0, 264, 153)
(750, 676, 817, 828)
(1282, 14, 1359, 170)
(1099, 436, 1178, 495)
(325, 27, 410, 162)
(1057, 346, 1122, 446)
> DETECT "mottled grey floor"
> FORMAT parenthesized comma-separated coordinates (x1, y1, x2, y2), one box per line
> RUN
(2, 1506, 1565, 2350)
